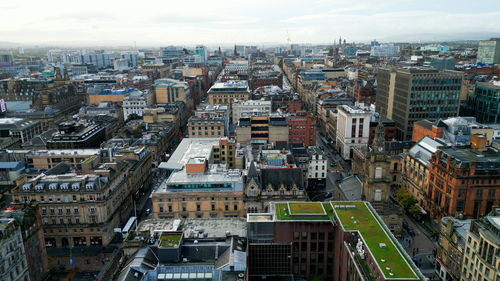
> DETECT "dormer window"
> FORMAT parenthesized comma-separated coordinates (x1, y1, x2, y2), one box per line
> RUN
(71, 183, 80, 190)
(48, 183, 58, 190)
(60, 183, 70, 190)
(22, 183, 32, 191)
(86, 182, 95, 190)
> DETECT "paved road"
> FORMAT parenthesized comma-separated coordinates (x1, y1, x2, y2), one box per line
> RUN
(316, 129, 351, 175)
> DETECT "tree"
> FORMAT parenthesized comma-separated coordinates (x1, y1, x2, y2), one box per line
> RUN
(396, 187, 420, 217)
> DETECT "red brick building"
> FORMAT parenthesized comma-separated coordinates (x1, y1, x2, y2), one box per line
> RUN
(287, 100, 302, 113)
(425, 139, 500, 219)
(412, 119, 445, 142)
(288, 112, 316, 146)
(354, 80, 376, 105)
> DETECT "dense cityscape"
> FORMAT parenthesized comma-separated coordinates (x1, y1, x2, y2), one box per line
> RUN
(0, 4, 500, 281)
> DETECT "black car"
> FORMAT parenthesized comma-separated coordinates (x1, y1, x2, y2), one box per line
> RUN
(408, 227, 415, 237)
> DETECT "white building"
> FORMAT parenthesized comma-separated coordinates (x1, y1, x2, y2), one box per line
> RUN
(335, 105, 371, 159)
(370, 43, 400, 57)
(232, 99, 271, 121)
(113, 59, 130, 71)
(0, 218, 30, 281)
(183, 55, 204, 65)
(225, 60, 249, 73)
(123, 90, 149, 120)
(307, 147, 328, 183)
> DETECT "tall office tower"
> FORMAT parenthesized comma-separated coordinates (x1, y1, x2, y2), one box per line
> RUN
(195, 45, 208, 63)
(473, 81, 500, 124)
(376, 67, 463, 140)
(476, 38, 500, 65)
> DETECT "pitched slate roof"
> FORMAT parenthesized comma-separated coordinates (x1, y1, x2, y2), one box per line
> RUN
(260, 168, 304, 190)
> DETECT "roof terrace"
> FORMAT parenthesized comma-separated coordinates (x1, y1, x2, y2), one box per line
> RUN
(158, 231, 183, 249)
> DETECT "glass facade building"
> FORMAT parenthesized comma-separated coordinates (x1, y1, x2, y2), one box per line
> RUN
(473, 82, 500, 124)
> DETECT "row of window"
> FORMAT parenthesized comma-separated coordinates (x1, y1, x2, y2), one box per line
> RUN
(192, 131, 222, 135)
(158, 203, 239, 212)
(42, 215, 98, 225)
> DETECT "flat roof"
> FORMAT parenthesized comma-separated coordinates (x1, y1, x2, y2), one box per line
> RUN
(331, 201, 418, 280)
(159, 232, 182, 248)
(160, 138, 221, 170)
(138, 218, 247, 239)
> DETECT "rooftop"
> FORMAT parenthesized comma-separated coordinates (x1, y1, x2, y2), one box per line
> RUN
(158, 232, 183, 249)
(248, 201, 421, 280)
(155, 164, 243, 193)
(208, 81, 249, 93)
(138, 218, 247, 239)
(438, 146, 500, 169)
(0, 118, 40, 129)
(331, 201, 418, 279)
(95, 88, 135, 95)
(154, 78, 189, 89)
(338, 104, 371, 115)
(407, 136, 447, 166)
(158, 138, 221, 171)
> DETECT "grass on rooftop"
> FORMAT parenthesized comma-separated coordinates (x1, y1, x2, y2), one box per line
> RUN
(331, 201, 416, 279)
(275, 203, 331, 221)
(159, 232, 182, 248)
(288, 202, 326, 215)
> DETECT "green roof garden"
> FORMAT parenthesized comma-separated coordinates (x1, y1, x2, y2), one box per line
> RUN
(158, 232, 183, 249)
(330, 201, 418, 280)
(275, 202, 333, 221)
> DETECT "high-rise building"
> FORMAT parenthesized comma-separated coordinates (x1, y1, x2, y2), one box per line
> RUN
(472, 82, 500, 124)
(120, 52, 138, 67)
(195, 45, 208, 63)
(376, 67, 463, 140)
(476, 38, 500, 65)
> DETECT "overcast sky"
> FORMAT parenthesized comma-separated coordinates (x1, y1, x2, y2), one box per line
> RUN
(1, 0, 499, 46)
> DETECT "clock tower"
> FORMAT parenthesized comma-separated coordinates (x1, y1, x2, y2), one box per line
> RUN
(362, 118, 391, 205)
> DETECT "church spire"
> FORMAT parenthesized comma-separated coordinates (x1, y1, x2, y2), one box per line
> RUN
(373, 115, 385, 153)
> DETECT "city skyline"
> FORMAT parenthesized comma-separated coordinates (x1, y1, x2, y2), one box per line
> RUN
(1, 0, 499, 47)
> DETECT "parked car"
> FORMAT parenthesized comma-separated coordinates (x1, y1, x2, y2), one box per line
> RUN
(408, 227, 415, 237)
(402, 220, 409, 230)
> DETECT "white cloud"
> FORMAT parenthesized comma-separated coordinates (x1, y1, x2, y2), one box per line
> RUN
(0, 0, 499, 45)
